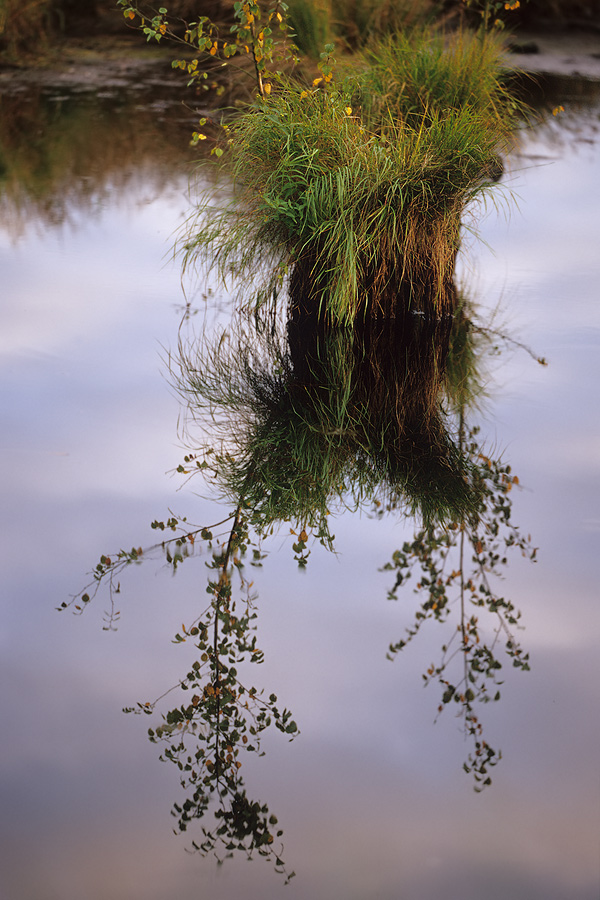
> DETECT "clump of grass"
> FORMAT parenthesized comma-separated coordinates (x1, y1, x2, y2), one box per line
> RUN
(353, 28, 526, 146)
(184, 81, 501, 328)
(183, 28, 525, 332)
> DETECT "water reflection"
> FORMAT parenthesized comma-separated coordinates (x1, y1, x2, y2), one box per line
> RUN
(3, 69, 599, 900)
(0, 75, 197, 237)
(64, 277, 539, 876)
(174, 303, 477, 533)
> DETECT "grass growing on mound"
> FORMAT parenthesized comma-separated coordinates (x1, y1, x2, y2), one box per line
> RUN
(183, 71, 509, 325)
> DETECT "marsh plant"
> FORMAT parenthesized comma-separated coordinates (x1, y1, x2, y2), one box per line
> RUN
(117, 0, 299, 100)
(180, 27, 527, 352)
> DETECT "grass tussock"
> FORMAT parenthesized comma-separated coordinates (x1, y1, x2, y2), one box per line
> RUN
(184, 93, 502, 326)
(183, 28, 522, 326)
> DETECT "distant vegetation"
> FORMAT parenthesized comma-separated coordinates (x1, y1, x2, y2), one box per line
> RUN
(1, 0, 599, 59)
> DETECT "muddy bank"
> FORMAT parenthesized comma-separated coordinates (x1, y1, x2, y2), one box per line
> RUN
(0, 36, 185, 92)
(507, 30, 600, 81)
(1, 25, 599, 98)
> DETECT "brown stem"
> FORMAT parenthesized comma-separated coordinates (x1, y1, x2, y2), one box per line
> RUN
(213, 503, 243, 778)
(458, 408, 469, 694)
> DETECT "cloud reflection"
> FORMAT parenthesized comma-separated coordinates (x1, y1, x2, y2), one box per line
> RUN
(1, 80, 599, 900)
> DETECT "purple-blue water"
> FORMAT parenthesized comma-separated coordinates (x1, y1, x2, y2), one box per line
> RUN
(1, 76, 599, 900)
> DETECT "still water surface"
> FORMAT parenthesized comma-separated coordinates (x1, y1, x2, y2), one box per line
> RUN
(1, 74, 599, 900)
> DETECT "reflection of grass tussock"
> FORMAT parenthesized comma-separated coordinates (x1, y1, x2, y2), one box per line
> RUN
(171, 304, 485, 530)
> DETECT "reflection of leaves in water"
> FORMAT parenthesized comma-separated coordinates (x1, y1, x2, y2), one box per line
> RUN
(125, 508, 298, 881)
(383, 427, 535, 790)
(65, 281, 540, 877)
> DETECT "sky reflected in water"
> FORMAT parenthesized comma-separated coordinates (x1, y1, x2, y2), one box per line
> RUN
(1, 76, 599, 900)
